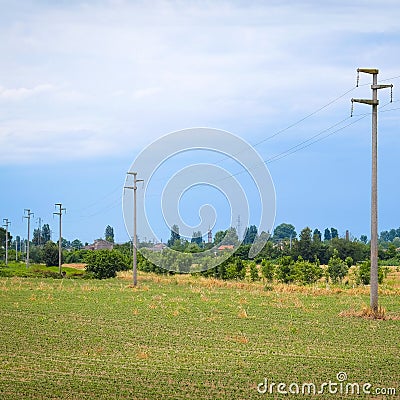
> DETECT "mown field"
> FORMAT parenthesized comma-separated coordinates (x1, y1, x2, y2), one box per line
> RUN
(0, 270, 399, 399)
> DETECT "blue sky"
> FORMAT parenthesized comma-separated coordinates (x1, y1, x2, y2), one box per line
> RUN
(0, 0, 399, 245)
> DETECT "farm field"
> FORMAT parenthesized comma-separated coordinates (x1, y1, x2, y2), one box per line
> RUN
(0, 271, 399, 399)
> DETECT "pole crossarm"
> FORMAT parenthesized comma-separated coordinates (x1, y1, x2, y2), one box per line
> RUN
(357, 68, 379, 74)
(351, 98, 379, 106)
(371, 84, 393, 90)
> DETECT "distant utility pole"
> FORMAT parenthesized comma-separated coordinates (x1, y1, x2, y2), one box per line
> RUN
(54, 203, 66, 276)
(125, 172, 143, 287)
(37, 217, 42, 246)
(24, 209, 34, 268)
(2, 219, 10, 266)
(237, 215, 241, 240)
(351, 68, 393, 312)
(15, 239, 18, 261)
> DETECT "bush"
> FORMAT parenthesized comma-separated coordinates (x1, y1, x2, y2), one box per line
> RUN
(261, 259, 274, 282)
(29, 246, 44, 263)
(327, 249, 348, 283)
(345, 256, 353, 269)
(275, 256, 296, 283)
(64, 250, 88, 263)
(43, 241, 61, 267)
(249, 261, 260, 281)
(225, 262, 238, 280)
(84, 249, 130, 279)
(235, 258, 246, 280)
(356, 261, 388, 285)
(294, 256, 323, 285)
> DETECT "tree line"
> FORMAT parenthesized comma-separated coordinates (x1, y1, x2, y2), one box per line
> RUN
(0, 225, 115, 264)
(1, 222, 399, 282)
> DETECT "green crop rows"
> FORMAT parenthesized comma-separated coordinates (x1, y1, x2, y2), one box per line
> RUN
(0, 275, 399, 399)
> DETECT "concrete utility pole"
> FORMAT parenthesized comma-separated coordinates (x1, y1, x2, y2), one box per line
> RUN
(352, 68, 393, 312)
(2, 219, 10, 266)
(24, 209, 34, 268)
(54, 203, 66, 276)
(125, 172, 144, 286)
(37, 217, 42, 246)
(237, 215, 241, 240)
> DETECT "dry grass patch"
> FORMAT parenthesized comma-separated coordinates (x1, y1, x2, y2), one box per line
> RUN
(226, 334, 249, 344)
(237, 308, 248, 318)
(339, 305, 400, 321)
(63, 263, 86, 270)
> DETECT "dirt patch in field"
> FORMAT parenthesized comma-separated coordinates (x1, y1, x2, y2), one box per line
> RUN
(63, 263, 86, 270)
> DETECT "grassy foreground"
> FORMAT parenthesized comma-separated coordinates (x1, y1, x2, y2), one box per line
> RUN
(0, 272, 399, 399)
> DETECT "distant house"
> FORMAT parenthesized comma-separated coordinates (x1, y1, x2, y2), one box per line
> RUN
(84, 239, 114, 251)
(150, 243, 167, 252)
(217, 245, 234, 251)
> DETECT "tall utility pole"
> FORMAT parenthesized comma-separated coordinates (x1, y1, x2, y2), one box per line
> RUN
(237, 215, 242, 240)
(125, 172, 143, 286)
(54, 203, 66, 276)
(2, 219, 10, 266)
(352, 68, 393, 312)
(37, 217, 42, 246)
(24, 209, 34, 268)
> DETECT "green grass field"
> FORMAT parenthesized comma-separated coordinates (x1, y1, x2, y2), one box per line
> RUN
(0, 271, 399, 399)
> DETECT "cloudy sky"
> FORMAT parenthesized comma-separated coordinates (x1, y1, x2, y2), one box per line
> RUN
(1, 0, 399, 244)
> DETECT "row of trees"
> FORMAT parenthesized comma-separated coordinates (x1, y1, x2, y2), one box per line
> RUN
(0, 225, 115, 261)
(161, 223, 399, 265)
(166, 224, 263, 249)
(134, 246, 389, 286)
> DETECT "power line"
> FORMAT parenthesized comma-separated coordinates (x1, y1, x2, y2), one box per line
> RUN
(215, 73, 399, 165)
(265, 116, 365, 165)
(253, 87, 357, 146)
(224, 100, 398, 178)
(146, 74, 400, 190)
(77, 182, 122, 212)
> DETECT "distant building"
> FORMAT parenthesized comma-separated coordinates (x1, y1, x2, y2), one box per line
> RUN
(217, 244, 234, 251)
(84, 239, 114, 251)
(150, 243, 167, 252)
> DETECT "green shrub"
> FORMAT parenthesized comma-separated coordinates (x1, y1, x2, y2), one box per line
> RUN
(225, 262, 238, 280)
(261, 259, 274, 282)
(345, 256, 353, 269)
(235, 258, 246, 280)
(249, 261, 260, 281)
(43, 241, 61, 267)
(84, 250, 130, 279)
(327, 249, 348, 283)
(216, 262, 227, 280)
(356, 261, 388, 285)
(64, 250, 88, 263)
(294, 257, 323, 285)
(275, 256, 296, 283)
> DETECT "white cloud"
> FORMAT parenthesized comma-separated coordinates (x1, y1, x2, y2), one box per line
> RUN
(0, 0, 399, 164)
(0, 83, 55, 101)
